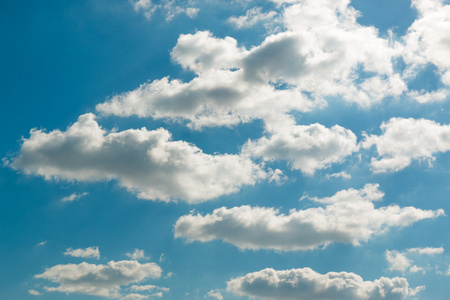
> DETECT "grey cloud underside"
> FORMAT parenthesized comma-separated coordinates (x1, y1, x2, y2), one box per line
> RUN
(174, 184, 444, 250)
(10, 113, 265, 203)
(227, 267, 419, 300)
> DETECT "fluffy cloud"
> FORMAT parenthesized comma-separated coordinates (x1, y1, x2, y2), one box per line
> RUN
(175, 184, 443, 250)
(385, 250, 414, 273)
(403, 0, 450, 71)
(64, 247, 100, 259)
(243, 121, 358, 174)
(35, 260, 162, 298)
(227, 267, 421, 300)
(127, 249, 149, 260)
(386, 247, 445, 274)
(362, 118, 450, 173)
(9, 113, 265, 203)
(402, 0, 450, 102)
(97, 0, 403, 130)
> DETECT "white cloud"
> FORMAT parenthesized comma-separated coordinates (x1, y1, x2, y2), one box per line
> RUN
(35, 260, 162, 298)
(61, 192, 88, 203)
(130, 285, 169, 293)
(407, 88, 450, 103)
(362, 118, 450, 173)
(28, 289, 42, 296)
(128, 285, 169, 299)
(36, 241, 47, 247)
(403, 0, 450, 72)
(10, 113, 265, 203)
(385, 250, 413, 273)
(64, 246, 100, 259)
(227, 267, 420, 300)
(98, 0, 403, 131)
(131, 0, 198, 21)
(127, 249, 149, 260)
(243, 121, 358, 174)
(385, 247, 444, 274)
(407, 247, 444, 255)
(325, 171, 351, 179)
(175, 184, 444, 251)
(206, 290, 223, 300)
(228, 7, 277, 29)
(123, 294, 149, 300)
(409, 265, 425, 273)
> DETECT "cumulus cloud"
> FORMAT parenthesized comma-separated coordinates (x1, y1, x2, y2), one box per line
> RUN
(243, 121, 358, 174)
(35, 260, 161, 298)
(362, 118, 450, 173)
(9, 113, 265, 203)
(401, 0, 450, 102)
(127, 249, 149, 260)
(97, 0, 404, 131)
(175, 184, 444, 251)
(61, 192, 88, 203)
(227, 267, 421, 300)
(228, 7, 277, 29)
(64, 246, 100, 259)
(403, 0, 450, 72)
(385, 250, 414, 273)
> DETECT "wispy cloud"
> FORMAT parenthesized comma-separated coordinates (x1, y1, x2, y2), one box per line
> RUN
(61, 192, 88, 203)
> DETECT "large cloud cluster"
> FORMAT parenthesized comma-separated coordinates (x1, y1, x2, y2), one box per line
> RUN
(97, 0, 405, 131)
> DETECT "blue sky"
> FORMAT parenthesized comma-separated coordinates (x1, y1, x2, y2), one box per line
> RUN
(1, 0, 450, 299)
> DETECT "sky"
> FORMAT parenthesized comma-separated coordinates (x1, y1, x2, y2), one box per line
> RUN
(1, 0, 450, 299)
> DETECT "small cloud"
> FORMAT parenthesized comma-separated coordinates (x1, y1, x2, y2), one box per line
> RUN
(127, 249, 149, 260)
(409, 265, 425, 274)
(268, 168, 288, 185)
(228, 7, 277, 29)
(28, 289, 42, 296)
(64, 246, 100, 259)
(36, 241, 47, 247)
(206, 290, 223, 300)
(325, 171, 351, 180)
(159, 253, 165, 262)
(407, 247, 444, 255)
(164, 272, 173, 279)
(61, 192, 88, 203)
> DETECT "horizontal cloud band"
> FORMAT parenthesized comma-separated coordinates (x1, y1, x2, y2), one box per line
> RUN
(175, 184, 444, 250)
(227, 267, 423, 300)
